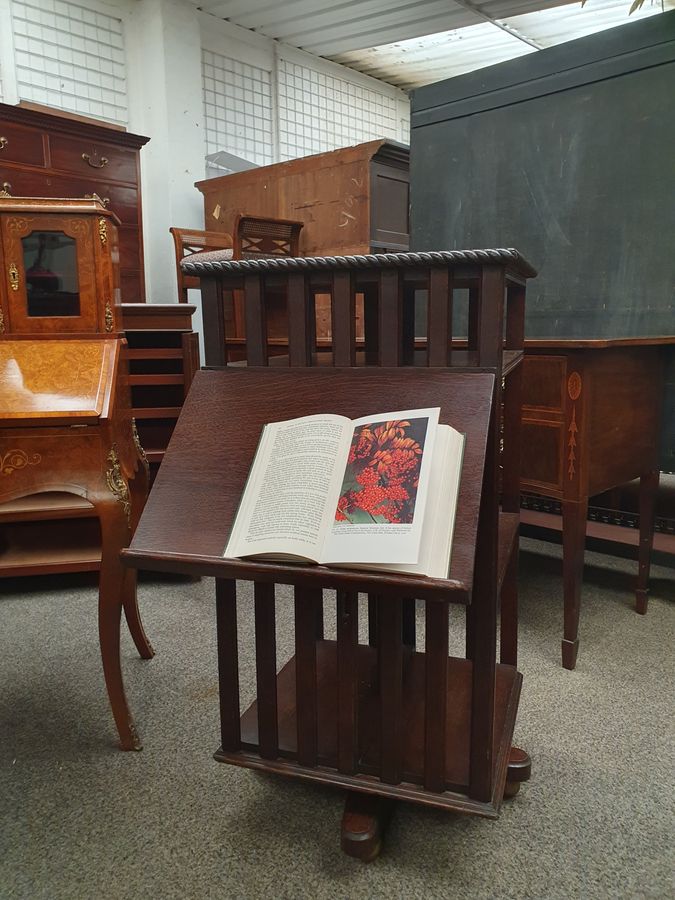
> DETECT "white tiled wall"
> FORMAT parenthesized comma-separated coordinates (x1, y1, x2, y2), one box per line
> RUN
(11, 0, 128, 124)
(277, 58, 400, 160)
(202, 48, 274, 167)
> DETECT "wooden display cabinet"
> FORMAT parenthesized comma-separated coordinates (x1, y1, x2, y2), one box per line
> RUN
(0, 196, 122, 335)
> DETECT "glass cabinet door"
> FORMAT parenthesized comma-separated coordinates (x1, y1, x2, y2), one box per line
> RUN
(1, 214, 99, 333)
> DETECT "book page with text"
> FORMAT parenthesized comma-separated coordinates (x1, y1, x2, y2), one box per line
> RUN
(224, 414, 352, 561)
(321, 408, 440, 566)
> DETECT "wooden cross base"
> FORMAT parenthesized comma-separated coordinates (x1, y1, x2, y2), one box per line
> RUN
(340, 747, 531, 861)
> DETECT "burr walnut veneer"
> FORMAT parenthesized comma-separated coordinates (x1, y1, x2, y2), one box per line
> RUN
(0, 337, 151, 749)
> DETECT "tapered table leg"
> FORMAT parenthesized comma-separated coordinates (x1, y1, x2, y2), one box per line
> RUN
(561, 497, 588, 669)
(636, 468, 659, 615)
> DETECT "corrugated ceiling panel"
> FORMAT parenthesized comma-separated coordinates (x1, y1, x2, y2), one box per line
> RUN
(192, 0, 675, 92)
(332, 22, 536, 89)
(500, 0, 675, 47)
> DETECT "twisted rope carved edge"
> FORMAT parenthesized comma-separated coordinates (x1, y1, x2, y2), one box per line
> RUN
(181, 248, 537, 278)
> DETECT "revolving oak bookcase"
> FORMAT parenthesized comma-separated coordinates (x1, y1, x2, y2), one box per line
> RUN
(123, 249, 536, 858)
(122, 367, 529, 860)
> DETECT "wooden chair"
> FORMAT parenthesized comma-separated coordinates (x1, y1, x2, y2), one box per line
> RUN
(170, 227, 233, 303)
(232, 214, 303, 259)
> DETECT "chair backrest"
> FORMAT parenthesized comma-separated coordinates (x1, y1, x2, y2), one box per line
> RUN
(170, 227, 233, 302)
(233, 215, 303, 259)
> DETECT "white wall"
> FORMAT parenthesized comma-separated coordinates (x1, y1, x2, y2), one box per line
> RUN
(0, 0, 410, 343)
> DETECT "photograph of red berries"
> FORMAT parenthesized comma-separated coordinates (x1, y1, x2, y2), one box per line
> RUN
(334, 418, 428, 525)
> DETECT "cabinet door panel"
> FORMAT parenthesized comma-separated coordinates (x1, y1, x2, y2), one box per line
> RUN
(1, 214, 99, 333)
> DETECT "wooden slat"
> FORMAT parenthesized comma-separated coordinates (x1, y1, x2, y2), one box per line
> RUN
(402, 283, 416, 366)
(294, 586, 319, 767)
(401, 597, 416, 648)
(424, 600, 449, 791)
(362, 283, 379, 366)
(336, 589, 359, 774)
(378, 269, 402, 366)
(427, 267, 451, 366)
(254, 581, 278, 758)
(505, 281, 526, 350)
(331, 270, 356, 366)
(287, 272, 313, 366)
(377, 596, 403, 784)
(244, 274, 268, 366)
(467, 283, 479, 353)
(477, 266, 505, 368)
(200, 276, 227, 367)
(468, 398, 499, 801)
(215, 578, 240, 751)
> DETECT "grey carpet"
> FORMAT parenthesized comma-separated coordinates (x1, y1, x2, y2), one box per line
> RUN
(1, 539, 673, 900)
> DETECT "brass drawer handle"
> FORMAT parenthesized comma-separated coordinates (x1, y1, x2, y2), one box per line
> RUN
(0, 136, 8, 150)
(9, 262, 20, 291)
(82, 151, 109, 169)
(1, 182, 12, 196)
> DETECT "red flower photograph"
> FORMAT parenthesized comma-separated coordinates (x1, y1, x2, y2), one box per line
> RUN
(334, 418, 428, 525)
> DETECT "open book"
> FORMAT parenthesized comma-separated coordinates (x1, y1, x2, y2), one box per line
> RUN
(224, 407, 465, 578)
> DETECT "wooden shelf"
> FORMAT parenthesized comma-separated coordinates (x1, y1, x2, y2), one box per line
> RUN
(520, 508, 675, 555)
(0, 492, 94, 523)
(0, 519, 101, 576)
(220, 640, 521, 816)
(126, 348, 184, 360)
(128, 374, 184, 386)
(131, 407, 182, 419)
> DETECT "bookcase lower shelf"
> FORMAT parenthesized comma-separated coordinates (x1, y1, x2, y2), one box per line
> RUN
(215, 640, 521, 818)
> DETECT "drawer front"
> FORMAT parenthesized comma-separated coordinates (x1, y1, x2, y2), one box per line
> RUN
(0, 169, 140, 225)
(0, 121, 45, 167)
(121, 272, 143, 303)
(520, 420, 565, 494)
(522, 355, 567, 411)
(49, 135, 139, 184)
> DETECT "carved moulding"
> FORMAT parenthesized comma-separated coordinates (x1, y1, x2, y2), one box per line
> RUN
(105, 445, 131, 525)
(131, 418, 149, 477)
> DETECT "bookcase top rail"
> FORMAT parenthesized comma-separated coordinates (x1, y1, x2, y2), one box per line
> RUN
(181, 248, 537, 280)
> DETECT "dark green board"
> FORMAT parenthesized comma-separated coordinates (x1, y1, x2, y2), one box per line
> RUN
(410, 12, 675, 469)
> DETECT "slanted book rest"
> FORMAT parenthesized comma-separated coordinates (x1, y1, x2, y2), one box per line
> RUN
(224, 407, 465, 578)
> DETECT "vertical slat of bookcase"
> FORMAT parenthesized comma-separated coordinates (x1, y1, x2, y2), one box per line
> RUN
(427, 266, 452, 366)
(215, 578, 240, 751)
(362, 281, 379, 365)
(331, 270, 356, 366)
(424, 599, 448, 792)
(336, 589, 359, 774)
(378, 269, 402, 367)
(201, 275, 227, 367)
(477, 266, 504, 368)
(467, 282, 480, 355)
(468, 265, 504, 802)
(244, 274, 268, 366)
(254, 581, 278, 758)
(287, 272, 313, 367)
(295, 586, 319, 767)
(377, 596, 403, 784)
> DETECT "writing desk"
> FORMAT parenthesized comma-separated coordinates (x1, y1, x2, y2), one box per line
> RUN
(122, 367, 530, 860)
(520, 337, 675, 668)
(0, 337, 151, 748)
